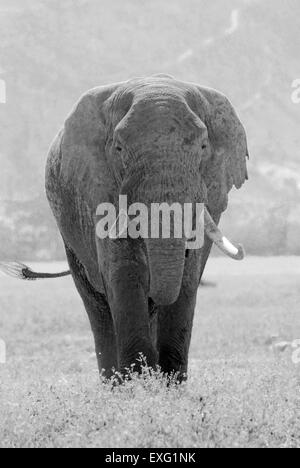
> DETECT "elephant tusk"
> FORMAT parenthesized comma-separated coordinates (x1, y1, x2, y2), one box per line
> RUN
(204, 207, 245, 260)
(114, 210, 141, 239)
(110, 209, 128, 239)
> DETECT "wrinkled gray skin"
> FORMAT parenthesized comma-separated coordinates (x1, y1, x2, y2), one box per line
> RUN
(46, 75, 248, 381)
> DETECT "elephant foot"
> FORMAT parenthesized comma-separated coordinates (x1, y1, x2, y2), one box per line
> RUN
(118, 343, 158, 378)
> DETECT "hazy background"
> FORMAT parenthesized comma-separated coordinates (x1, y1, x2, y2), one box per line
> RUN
(1, 2, 300, 448)
(0, 0, 300, 260)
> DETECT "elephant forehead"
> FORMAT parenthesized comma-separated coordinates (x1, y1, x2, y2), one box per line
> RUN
(132, 85, 188, 107)
(125, 75, 187, 93)
(108, 78, 207, 136)
(110, 77, 189, 111)
(116, 98, 207, 141)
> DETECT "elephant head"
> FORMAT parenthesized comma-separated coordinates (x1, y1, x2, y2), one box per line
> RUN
(58, 75, 248, 307)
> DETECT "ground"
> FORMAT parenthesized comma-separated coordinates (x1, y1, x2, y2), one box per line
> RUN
(0, 257, 299, 448)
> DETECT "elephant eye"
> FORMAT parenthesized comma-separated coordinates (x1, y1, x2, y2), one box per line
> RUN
(115, 145, 123, 152)
(201, 143, 208, 150)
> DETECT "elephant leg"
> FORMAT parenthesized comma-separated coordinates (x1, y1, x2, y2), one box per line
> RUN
(65, 245, 117, 378)
(108, 253, 157, 375)
(157, 286, 197, 381)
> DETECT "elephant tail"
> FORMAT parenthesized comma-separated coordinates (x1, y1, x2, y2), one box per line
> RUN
(0, 261, 71, 281)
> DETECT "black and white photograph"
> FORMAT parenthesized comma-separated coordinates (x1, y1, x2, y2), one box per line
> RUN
(0, 0, 299, 452)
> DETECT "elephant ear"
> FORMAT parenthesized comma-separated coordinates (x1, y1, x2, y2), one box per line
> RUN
(61, 83, 123, 194)
(49, 83, 124, 295)
(195, 86, 249, 214)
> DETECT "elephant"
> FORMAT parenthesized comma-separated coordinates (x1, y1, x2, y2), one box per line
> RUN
(0, 75, 249, 381)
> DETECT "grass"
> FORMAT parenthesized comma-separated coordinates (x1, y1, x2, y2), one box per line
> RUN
(0, 257, 300, 448)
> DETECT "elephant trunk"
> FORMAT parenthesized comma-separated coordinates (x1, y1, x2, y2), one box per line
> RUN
(120, 151, 200, 306)
(146, 238, 186, 306)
